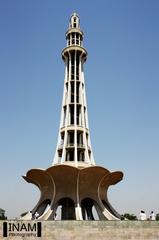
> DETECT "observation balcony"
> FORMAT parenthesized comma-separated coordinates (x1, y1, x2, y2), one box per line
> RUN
(58, 143, 86, 150)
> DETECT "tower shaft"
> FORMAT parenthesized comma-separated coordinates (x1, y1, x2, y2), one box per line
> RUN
(53, 13, 95, 168)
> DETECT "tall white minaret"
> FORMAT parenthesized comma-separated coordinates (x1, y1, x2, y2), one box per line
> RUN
(53, 13, 95, 168)
(23, 13, 123, 221)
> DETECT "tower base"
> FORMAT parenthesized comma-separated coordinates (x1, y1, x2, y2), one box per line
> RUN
(22, 165, 123, 220)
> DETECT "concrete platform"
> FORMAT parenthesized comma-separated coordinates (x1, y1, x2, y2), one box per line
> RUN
(0, 220, 159, 240)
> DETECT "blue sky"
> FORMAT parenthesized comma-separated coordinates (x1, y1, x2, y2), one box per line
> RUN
(0, 0, 159, 219)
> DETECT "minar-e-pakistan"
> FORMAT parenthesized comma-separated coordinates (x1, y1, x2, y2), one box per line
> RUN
(22, 13, 123, 221)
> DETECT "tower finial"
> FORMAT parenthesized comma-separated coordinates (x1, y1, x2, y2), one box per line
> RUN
(66, 13, 83, 47)
(69, 12, 80, 29)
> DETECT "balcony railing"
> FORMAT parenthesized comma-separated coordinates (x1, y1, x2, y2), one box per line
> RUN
(58, 143, 85, 149)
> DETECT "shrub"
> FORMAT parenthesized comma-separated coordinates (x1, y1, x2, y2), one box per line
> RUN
(123, 213, 138, 220)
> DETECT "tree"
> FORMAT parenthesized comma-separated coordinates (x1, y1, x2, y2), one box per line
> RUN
(123, 213, 138, 220)
(156, 213, 159, 221)
(0, 213, 7, 220)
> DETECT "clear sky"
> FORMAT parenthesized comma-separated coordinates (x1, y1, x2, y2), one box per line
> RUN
(0, 0, 159, 219)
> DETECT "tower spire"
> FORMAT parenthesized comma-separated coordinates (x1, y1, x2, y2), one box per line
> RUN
(53, 13, 95, 168)
(69, 12, 80, 29)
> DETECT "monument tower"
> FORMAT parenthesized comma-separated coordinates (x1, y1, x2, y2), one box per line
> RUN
(23, 13, 123, 220)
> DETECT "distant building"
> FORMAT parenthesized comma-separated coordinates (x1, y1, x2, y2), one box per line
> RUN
(0, 208, 5, 217)
(0, 208, 6, 219)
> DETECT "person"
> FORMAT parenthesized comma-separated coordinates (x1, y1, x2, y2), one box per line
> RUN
(35, 211, 39, 219)
(28, 211, 32, 220)
(149, 211, 155, 220)
(54, 213, 57, 220)
(139, 210, 147, 220)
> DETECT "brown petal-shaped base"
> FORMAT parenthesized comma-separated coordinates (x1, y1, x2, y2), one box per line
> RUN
(22, 165, 123, 220)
